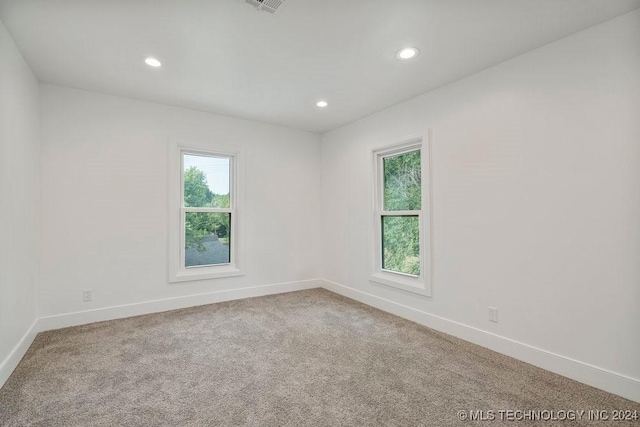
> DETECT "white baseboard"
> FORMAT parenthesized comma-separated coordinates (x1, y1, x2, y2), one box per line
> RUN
(320, 279, 640, 403)
(38, 279, 322, 332)
(5, 278, 638, 404)
(2, 279, 320, 390)
(0, 319, 38, 390)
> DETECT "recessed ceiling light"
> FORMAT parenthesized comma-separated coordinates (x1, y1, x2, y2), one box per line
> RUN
(144, 57, 162, 67)
(396, 47, 419, 60)
(316, 100, 328, 108)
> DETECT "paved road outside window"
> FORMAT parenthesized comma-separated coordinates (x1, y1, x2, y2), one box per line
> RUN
(185, 235, 230, 267)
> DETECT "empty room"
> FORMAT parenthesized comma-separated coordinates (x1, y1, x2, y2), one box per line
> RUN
(1, 0, 639, 425)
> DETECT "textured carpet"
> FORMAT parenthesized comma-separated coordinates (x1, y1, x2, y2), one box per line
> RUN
(0, 289, 638, 426)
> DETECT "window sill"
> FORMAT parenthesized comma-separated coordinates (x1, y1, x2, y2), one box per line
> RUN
(369, 272, 431, 296)
(170, 266, 243, 283)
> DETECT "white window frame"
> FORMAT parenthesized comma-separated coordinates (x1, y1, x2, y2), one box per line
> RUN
(169, 142, 244, 283)
(370, 136, 433, 296)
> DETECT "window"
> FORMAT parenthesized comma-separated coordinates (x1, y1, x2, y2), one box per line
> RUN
(371, 137, 432, 296)
(169, 144, 242, 282)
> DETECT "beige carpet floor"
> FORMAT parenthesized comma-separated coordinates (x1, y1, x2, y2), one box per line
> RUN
(0, 289, 638, 426)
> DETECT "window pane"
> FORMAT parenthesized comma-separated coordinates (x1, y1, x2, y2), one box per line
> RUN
(382, 215, 420, 276)
(383, 150, 421, 211)
(183, 154, 230, 208)
(185, 212, 231, 267)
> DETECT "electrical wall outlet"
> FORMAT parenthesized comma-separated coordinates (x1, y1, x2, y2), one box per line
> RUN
(488, 306, 498, 323)
(83, 289, 93, 302)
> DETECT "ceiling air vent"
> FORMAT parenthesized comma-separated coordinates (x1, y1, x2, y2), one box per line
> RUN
(245, 0, 285, 14)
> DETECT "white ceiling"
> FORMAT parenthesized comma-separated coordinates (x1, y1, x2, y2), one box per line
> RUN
(1, 0, 639, 133)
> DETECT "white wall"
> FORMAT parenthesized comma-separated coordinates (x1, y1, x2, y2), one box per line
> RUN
(321, 9, 640, 395)
(39, 85, 321, 318)
(0, 18, 40, 381)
